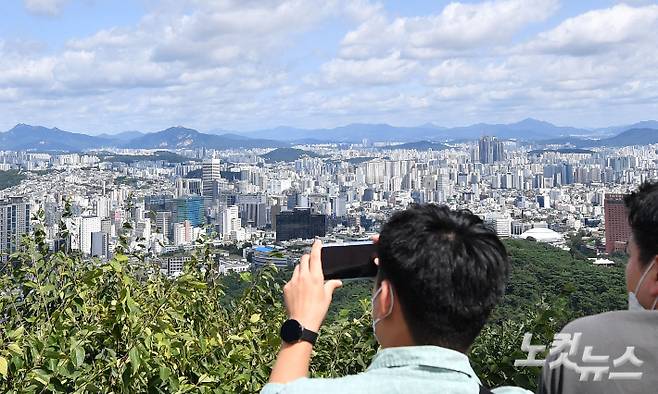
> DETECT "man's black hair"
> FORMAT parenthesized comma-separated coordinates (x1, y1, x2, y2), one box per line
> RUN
(377, 204, 509, 352)
(624, 181, 658, 266)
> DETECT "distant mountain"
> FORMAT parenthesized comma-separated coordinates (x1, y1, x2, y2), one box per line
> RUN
(447, 118, 589, 141)
(382, 141, 450, 151)
(244, 123, 447, 143)
(96, 131, 145, 142)
(596, 120, 658, 135)
(260, 148, 323, 163)
(124, 126, 286, 149)
(595, 128, 658, 147)
(0, 124, 111, 151)
(537, 128, 658, 148)
(240, 119, 589, 142)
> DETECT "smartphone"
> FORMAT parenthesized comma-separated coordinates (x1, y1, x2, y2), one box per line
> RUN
(321, 241, 378, 280)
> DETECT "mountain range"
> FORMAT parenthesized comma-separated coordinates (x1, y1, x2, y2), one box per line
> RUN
(539, 128, 658, 148)
(1, 119, 657, 152)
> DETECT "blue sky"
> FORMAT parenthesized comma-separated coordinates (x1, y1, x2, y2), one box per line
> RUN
(0, 0, 657, 134)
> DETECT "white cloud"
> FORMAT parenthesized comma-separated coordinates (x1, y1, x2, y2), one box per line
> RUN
(524, 4, 658, 56)
(339, 0, 559, 60)
(3, 1, 658, 131)
(24, 0, 69, 16)
(321, 52, 418, 85)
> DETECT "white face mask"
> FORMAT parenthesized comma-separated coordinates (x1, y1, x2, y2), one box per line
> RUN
(628, 260, 658, 311)
(371, 282, 394, 342)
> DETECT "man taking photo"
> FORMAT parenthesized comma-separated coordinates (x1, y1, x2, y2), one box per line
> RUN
(261, 204, 531, 394)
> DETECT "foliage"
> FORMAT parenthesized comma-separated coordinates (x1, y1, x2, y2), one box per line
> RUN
(0, 170, 26, 190)
(0, 216, 628, 393)
(470, 297, 570, 390)
(495, 239, 626, 323)
(0, 213, 375, 393)
(100, 152, 198, 165)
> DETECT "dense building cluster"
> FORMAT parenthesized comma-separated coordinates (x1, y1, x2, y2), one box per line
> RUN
(1, 136, 655, 273)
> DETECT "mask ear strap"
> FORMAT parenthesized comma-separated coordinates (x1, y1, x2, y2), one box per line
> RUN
(635, 260, 656, 294)
(384, 282, 395, 318)
(372, 282, 395, 323)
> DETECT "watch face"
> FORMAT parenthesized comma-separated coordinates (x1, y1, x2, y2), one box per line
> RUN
(280, 319, 303, 343)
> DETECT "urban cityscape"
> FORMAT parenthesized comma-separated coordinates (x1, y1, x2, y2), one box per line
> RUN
(1, 127, 654, 273)
(2, 0, 658, 392)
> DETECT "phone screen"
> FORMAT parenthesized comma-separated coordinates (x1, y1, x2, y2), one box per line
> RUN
(321, 241, 378, 280)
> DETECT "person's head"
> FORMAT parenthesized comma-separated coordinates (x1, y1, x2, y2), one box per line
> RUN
(373, 204, 509, 352)
(624, 181, 658, 310)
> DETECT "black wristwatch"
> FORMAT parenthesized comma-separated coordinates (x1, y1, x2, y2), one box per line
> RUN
(280, 319, 318, 345)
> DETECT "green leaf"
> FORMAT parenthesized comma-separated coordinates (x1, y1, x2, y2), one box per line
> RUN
(198, 374, 217, 384)
(239, 272, 252, 282)
(249, 313, 261, 323)
(129, 347, 141, 374)
(8, 326, 25, 340)
(0, 356, 8, 378)
(8, 343, 23, 355)
(75, 346, 85, 367)
(109, 259, 122, 272)
(159, 366, 171, 381)
(32, 369, 51, 386)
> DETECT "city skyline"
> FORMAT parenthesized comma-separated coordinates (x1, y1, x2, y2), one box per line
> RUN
(2, 0, 658, 133)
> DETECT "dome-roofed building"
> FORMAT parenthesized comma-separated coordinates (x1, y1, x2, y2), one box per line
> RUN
(519, 227, 563, 243)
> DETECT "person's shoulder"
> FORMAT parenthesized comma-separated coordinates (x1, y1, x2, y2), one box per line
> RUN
(260, 374, 370, 394)
(561, 310, 655, 334)
(492, 385, 534, 394)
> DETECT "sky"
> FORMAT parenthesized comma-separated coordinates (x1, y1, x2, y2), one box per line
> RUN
(0, 0, 657, 134)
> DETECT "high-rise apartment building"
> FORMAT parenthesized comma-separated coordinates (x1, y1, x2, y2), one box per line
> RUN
(478, 136, 505, 164)
(155, 211, 172, 240)
(80, 216, 101, 255)
(219, 205, 240, 237)
(202, 158, 221, 198)
(0, 197, 30, 262)
(604, 193, 631, 254)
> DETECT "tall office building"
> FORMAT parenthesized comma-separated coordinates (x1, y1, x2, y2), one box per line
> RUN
(91, 231, 110, 259)
(173, 196, 205, 226)
(202, 158, 221, 198)
(604, 193, 631, 254)
(275, 208, 327, 241)
(237, 194, 267, 228)
(0, 197, 30, 262)
(100, 218, 113, 237)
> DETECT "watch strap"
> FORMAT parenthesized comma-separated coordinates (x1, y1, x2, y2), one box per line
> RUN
(300, 327, 318, 345)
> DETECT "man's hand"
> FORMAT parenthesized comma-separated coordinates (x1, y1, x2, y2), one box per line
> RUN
(283, 239, 342, 332)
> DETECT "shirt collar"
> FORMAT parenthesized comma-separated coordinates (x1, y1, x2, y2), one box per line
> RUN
(367, 345, 481, 383)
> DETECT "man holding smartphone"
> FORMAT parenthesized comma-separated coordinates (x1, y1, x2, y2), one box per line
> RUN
(262, 204, 531, 394)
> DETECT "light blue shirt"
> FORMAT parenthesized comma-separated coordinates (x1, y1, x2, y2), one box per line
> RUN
(261, 345, 532, 394)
